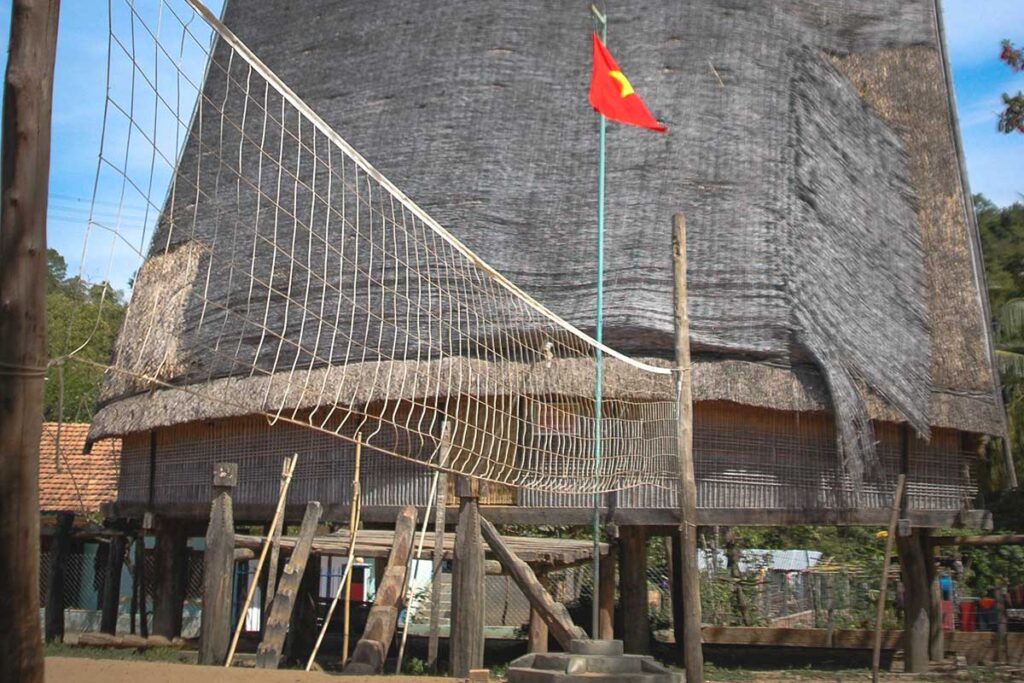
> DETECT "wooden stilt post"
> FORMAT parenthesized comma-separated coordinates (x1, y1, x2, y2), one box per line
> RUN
(45, 512, 74, 643)
(152, 525, 188, 639)
(0, 1, 60, 678)
(620, 525, 648, 654)
(996, 584, 1008, 663)
(100, 534, 126, 635)
(672, 214, 704, 683)
(136, 530, 149, 638)
(598, 545, 615, 640)
(256, 500, 323, 669)
(872, 473, 905, 683)
(670, 528, 684, 653)
(926, 534, 944, 663)
(528, 571, 550, 653)
(427, 470, 448, 671)
(199, 463, 237, 665)
(898, 527, 930, 673)
(450, 477, 485, 677)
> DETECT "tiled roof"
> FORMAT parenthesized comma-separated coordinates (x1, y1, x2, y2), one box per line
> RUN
(38, 422, 120, 514)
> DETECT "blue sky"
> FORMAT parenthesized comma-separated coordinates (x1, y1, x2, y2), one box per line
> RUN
(0, 0, 1022, 289)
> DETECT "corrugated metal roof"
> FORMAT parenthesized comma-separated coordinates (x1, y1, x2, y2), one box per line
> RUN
(697, 548, 823, 573)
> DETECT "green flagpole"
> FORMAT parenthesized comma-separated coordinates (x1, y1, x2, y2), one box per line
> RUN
(590, 3, 607, 640)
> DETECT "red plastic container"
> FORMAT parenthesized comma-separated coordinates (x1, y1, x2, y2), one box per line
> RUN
(958, 600, 976, 632)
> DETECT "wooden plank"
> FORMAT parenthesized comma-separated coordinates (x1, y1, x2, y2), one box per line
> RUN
(199, 464, 236, 665)
(479, 515, 586, 651)
(451, 487, 486, 678)
(255, 500, 323, 669)
(897, 528, 930, 673)
(152, 526, 188, 639)
(0, 3, 60, 679)
(673, 213, 704, 683)
(100, 535, 126, 635)
(344, 505, 417, 675)
(45, 512, 74, 642)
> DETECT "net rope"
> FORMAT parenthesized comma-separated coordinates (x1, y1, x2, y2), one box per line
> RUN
(56, 0, 679, 494)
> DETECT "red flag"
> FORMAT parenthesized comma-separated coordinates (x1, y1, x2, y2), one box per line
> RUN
(588, 33, 666, 132)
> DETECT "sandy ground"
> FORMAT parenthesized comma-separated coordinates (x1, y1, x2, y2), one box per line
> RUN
(45, 657, 459, 683)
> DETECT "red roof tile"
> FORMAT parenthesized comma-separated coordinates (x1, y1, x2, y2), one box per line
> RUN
(38, 422, 120, 514)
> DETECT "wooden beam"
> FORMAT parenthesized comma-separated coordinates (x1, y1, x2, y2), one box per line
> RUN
(620, 525, 648, 654)
(256, 500, 322, 669)
(152, 526, 188, 639)
(100, 535, 126, 635)
(44, 512, 74, 642)
(897, 528, 931, 674)
(199, 463, 236, 665)
(672, 213, 704, 683)
(450, 480, 486, 678)
(528, 572, 550, 653)
(929, 534, 1024, 547)
(479, 515, 586, 651)
(343, 505, 417, 674)
(598, 546, 615, 640)
(0, 1, 60, 679)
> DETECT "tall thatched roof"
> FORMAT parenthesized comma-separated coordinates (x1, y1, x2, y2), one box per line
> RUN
(90, 0, 1004, 450)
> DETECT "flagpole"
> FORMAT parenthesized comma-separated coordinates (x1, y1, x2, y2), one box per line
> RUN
(590, 3, 607, 641)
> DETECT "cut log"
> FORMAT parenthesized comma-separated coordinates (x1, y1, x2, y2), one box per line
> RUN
(343, 505, 417, 675)
(479, 515, 586, 650)
(450, 486, 485, 678)
(199, 463, 236, 665)
(256, 501, 323, 669)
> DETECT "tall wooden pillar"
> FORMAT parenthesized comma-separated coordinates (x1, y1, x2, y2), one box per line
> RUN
(152, 524, 188, 639)
(450, 477, 485, 677)
(670, 529, 685, 654)
(44, 512, 74, 642)
(100, 534, 126, 635)
(897, 528, 930, 673)
(619, 525, 648, 654)
(199, 464, 236, 664)
(926, 536, 944, 662)
(528, 572, 549, 653)
(598, 546, 616, 640)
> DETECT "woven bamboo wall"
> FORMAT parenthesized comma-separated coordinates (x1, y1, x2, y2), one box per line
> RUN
(116, 400, 976, 513)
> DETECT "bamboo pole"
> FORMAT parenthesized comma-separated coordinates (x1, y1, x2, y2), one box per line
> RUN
(0, 1, 60, 680)
(872, 473, 906, 683)
(341, 434, 363, 666)
(306, 434, 362, 671)
(224, 453, 298, 668)
(672, 214, 704, 683)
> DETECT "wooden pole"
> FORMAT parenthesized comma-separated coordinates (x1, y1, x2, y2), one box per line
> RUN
(672, 213, 704, 683)
(100, 535, 126, 635)
(0, 0, 60, 679)
(620, 526, 648, 654)
(926, 537, 943, 662)
(152, 525, 188, 639)
(199, 463, 237, 665)
(427, 469, 449, 671)
(224, 453, 298, 667)
(262, 459, 291, 621)
(450, 477, 486, 678)
(996, 584, 1008, 663)
(528, 571, 550, 653)
(898, 528, 931, 674)
(305, 435, 362, 671)
(136, 530, 149, 638)
(44, 512, 74, 643)
(598, 545, 615, 640)
(256, 501, 323, 669)
(872, 473, 905, 683)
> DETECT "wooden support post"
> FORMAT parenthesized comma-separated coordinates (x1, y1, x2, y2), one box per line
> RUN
(996, 585, 1008, 664)
(344, 505, 418, 674)
(598, 546, 615, 640)
(152, 525, 188, 639)
(45, 512, 74, 642)
(450, 478, 486, 677)
(670, 528, 685, 653)
(263, 459, 291, 622)
(671, 214, 704, 683)
(528, 572, 550, 653)
(287, 559, 320, 666)
(199, 463, 237, 665)
(725, 530, 750, 626)
(100, 535, 126, 635)
(0, 1, 60, 678)
(897, 527, 930, 674)
(427, 470, 448, 672)
(672, 213, 704, 683)
(136, 531, 149, 638)
(926, 536, 944, 663)
(256, 501, 322, 669)
(872, 473, 905, 683)
(620, 525, 648, 654)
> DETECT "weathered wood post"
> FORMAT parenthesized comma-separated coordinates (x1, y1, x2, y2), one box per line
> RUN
(450, 477, 486, 677)
(897, 528, 930, 673)
(199, 463, 237, 665)
(996, 584, 1008, 664)
(598, 545, 616, 640)
(0, 0, 60, 679)
(619, 525, 648, 654)
(135, 528, 149, 638)
(528, 571, 550, 653)
(926, 537, 944, 662)
(152, 524, 189, 639)
(100, 534, 127, 634)
(44, 512, 74, 642)
(427, 469, 448, 671)
(672, 213, 704, 683)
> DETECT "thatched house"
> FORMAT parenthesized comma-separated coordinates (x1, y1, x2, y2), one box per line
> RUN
(86, 0, 1004, 658)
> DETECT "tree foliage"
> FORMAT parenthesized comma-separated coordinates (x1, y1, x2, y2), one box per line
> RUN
(998, 40, 1024, 134)
(45, 248, 127, 422)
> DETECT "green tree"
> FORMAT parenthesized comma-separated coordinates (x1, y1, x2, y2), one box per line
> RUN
(45, 248, 127, 422)
(998, 40, 1024, 134)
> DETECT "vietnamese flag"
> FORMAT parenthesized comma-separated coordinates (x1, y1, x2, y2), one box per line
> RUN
(589, 33, 666, 132)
